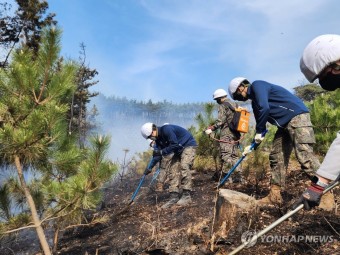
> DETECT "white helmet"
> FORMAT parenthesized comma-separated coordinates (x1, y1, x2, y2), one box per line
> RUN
(300, 34, 340, 82)
(228, 77, 248, 99)
(213, 89, 227, 99)
(141, 122, 154, 139)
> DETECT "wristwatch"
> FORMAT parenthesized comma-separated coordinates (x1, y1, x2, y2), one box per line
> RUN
(311, 175, 328, 188)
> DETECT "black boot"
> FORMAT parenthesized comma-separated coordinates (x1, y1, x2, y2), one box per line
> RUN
(161, 192, 179, 209)
(231, 171, 242, 183)
(212, 171, 226, 182)
(176, 190, 192, 206)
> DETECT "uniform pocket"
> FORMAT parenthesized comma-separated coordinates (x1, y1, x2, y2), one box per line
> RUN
(289, 113, 312, 128)
(294, 126, 316, 143)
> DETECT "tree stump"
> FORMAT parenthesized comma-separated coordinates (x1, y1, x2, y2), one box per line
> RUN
(211, 189, 257, 250)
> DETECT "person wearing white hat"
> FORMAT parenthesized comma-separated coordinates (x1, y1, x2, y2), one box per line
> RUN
(205, 89, 242, 183)
(228, 77, 320, 207)
(293, 34, 340, 211)
(141, 122, 197, 209)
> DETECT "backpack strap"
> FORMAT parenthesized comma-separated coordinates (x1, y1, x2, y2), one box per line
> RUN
(221, 102, 236, 127)
(222, 101, 237, 112)
(221, 101, 242, 139)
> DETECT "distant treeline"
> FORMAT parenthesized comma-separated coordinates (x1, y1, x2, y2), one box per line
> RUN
(92, 93, 207, 124)
(89, 93, 255, 160)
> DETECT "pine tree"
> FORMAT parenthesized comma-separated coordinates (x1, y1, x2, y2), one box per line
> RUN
(0, 27, 117, 254)
(308, 89, 340, 155)
(0, 0, 57, 67)
(293, 83, 325, 102)
(15, 0, 57, 53)
(191, 103, 220, 170)
(0, 26, 73, 255)
(44, 134, 116, 252)
(68, 43, 99, 148)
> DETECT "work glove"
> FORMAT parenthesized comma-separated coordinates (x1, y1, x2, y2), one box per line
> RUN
(147, 138, 155, 148)
(292, 183, 324, 210)
(153, 149, 162, 157)
(242, 145, 252, 156)
(254, 133, 265, 144)
(144, 167, 152, 175)
(205, 126, 215, 135)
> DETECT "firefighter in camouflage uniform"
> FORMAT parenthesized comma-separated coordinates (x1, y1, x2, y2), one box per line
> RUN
(228, 77, 321, 207)
(141, 123, 197, 209)
(205, 89, 242, 183)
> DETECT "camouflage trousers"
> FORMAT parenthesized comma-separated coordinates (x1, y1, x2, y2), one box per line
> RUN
(158, 146, 196, 193)
(219, 135, 240, 173)
(269, 113, 320, 188)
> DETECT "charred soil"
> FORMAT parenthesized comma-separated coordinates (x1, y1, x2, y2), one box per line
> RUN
(4, 161, 340, 255)
(56, 162, 340, 255)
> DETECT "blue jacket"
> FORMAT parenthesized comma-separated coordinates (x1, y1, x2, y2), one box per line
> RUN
(149, 124, 197, 169)
(248, 80, 309, 133)
(156, 124, 197, 155)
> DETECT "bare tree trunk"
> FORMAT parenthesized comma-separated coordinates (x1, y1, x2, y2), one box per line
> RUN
(52, 226, 60, 254)
(14, 155, 52, 255)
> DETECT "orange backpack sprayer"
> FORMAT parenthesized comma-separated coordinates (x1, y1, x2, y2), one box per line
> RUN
(233, 108, 250, 133)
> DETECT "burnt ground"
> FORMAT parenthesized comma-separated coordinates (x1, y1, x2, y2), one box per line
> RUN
(3, 160, 340, 255)
(56, 160, 340, 255)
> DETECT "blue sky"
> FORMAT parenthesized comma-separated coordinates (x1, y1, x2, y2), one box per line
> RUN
(47, 0, 339, 104)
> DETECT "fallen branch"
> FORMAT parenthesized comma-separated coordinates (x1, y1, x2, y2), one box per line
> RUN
(323, 216, 340, 237)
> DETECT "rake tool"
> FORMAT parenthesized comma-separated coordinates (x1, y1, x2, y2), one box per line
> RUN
(112, 157, 154, 218)
(149, 167, 161, 187)
(217, 142, 255, 188)
(218, 130, 268, 188)
(229, 179, 339, 255)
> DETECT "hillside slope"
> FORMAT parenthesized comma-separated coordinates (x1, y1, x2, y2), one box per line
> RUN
(56, 162, 339, 255)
